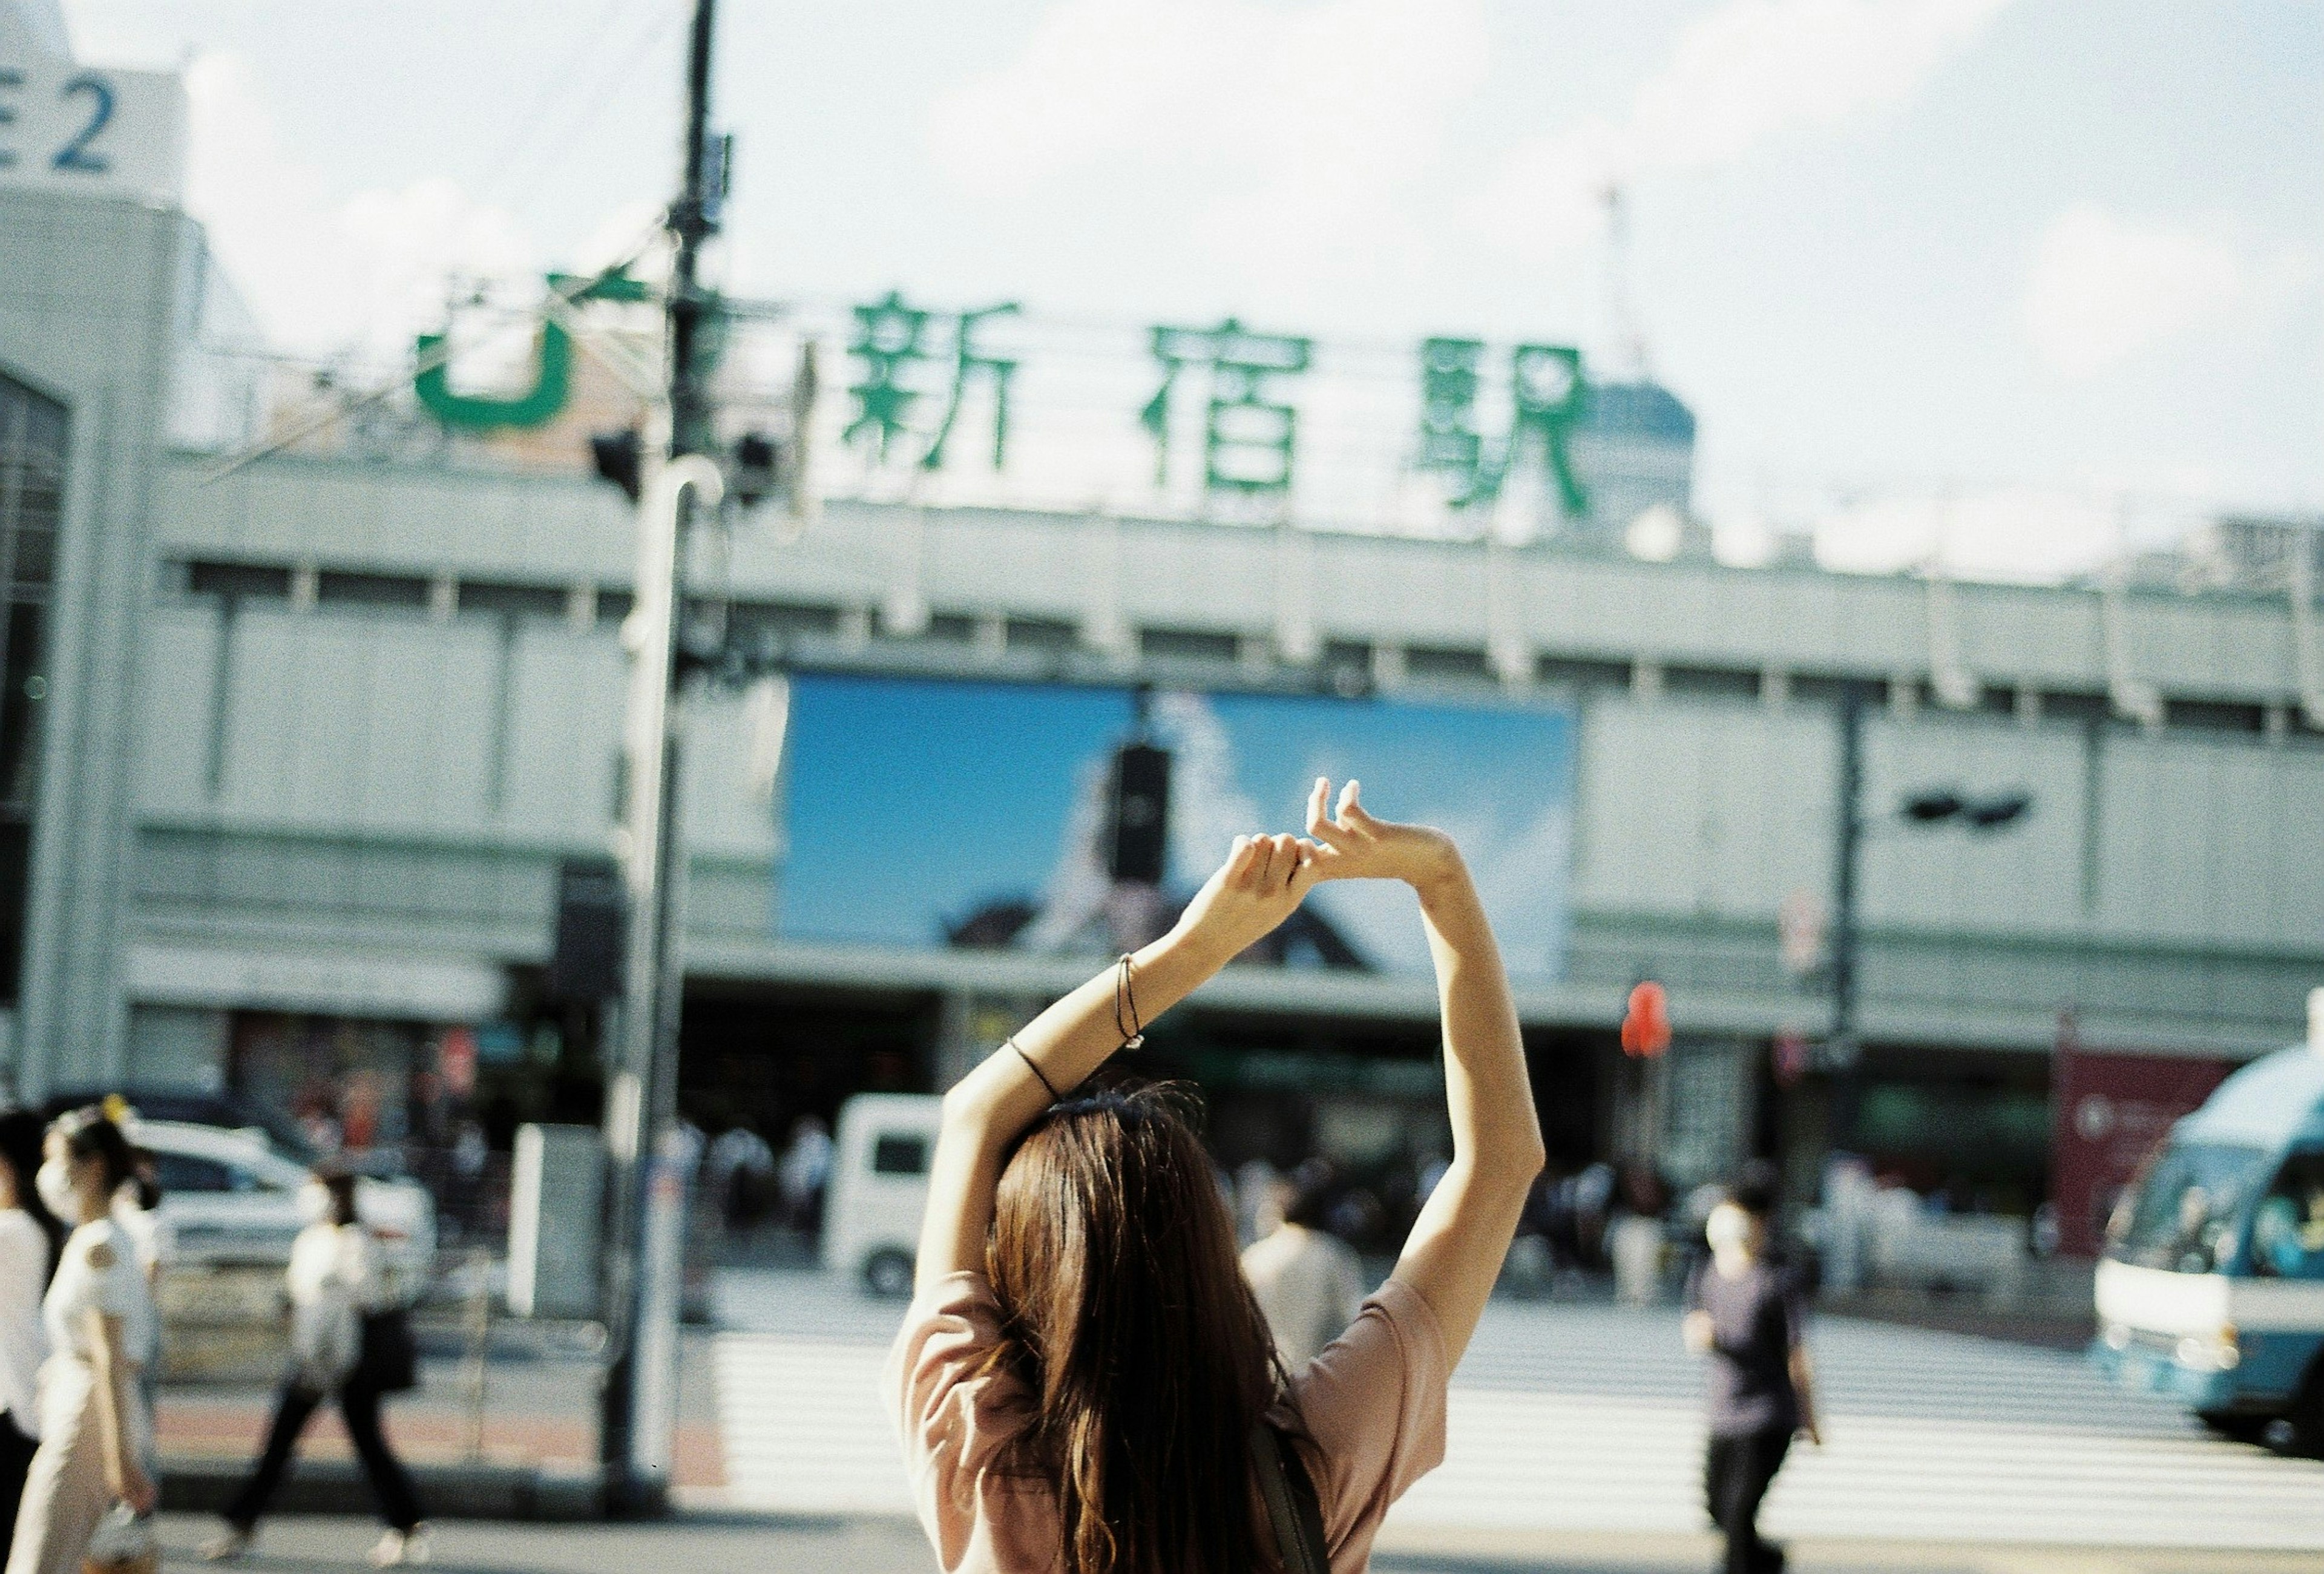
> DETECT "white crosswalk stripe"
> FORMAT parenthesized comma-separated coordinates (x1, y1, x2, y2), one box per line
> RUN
(708, 1268, 2324, 1547)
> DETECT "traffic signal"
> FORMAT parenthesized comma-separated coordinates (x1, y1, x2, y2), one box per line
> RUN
(1620, 980, 1670, 1058)
(547, 857, 626, 1002)
(589, 429, 643, 502)
(1106, 742, 1172, 885)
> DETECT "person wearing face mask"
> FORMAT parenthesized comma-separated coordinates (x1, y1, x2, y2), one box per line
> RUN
(6, 1110, 156, 1574)
(202, 1169, 427, 1568)
(1681, 1162, 1820, 1574)
(0, 1115, 54, 1543)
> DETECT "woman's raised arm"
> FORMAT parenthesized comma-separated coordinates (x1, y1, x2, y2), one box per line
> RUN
(914, 833, 1324, 1294)
(1305, 779, 1545, 1366)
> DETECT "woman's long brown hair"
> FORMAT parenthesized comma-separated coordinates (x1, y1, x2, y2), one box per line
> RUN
(985, 1082, 1290, 1574)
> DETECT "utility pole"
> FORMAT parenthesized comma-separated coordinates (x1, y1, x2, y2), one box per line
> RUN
(600, 0, 724, 1517)
(1818, 678, 1869, 1294)
(1828, 678, 1867, 1095)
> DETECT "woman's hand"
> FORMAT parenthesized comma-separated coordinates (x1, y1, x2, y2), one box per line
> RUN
(1304, 778, 1459, 890)
(1171, 833, 1321, 962)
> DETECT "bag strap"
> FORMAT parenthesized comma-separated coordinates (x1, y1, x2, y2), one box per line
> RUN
(1250, 1423, 1330, 1574)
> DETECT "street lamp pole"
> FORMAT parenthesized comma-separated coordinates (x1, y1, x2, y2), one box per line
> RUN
(600, 0, 724, 1517)
(1827, 680, 1869, 1132)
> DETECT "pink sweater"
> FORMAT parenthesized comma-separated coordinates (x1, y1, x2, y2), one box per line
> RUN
(885, 1271, 1449, 1574)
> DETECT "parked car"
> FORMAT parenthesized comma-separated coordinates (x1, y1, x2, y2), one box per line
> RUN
(131, 1120, 436, 1294)
(41, 1088, 315, 1162)
(822, 1094, 939, 1298)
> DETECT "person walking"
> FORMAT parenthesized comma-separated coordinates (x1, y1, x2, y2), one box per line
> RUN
(888, 778, 1546, 1574)
(202, 1170, 427, 1567)
(0, 1120, 52, 1541)
(1682, 1163, 1821, 1574)
(6, 1109, 156, 1574)
(1242, 1159, 1367, 1369)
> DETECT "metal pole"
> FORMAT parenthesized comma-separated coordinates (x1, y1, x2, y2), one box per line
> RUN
(1829, 680, 1866, 1083)
(601, 0, 722, 1516)
(1820, 679, 1868, 1292)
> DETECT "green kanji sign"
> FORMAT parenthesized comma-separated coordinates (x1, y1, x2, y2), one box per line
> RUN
(1141, 317, 1312, 496)
(1412, 339, 1592, 518)
(843, 290, 1021, 471)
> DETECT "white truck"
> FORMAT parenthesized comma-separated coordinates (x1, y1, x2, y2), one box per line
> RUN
(821, 1094, 942, 1298)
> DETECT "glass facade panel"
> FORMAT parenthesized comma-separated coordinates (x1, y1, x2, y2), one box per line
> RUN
(0, 373, 67, 1006)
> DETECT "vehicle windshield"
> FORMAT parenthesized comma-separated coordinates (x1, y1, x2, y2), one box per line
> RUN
(2108, 1142, 2270, 1273)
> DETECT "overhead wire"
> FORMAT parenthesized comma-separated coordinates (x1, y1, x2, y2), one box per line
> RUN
(468, 0, 647, 209)
(484, 0, 695, 220)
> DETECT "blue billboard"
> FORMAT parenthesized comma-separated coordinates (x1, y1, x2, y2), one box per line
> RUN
(773, 676, 1575, 980)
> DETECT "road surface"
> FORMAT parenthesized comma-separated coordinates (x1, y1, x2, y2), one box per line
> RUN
(706, 1267, 2324, 1552)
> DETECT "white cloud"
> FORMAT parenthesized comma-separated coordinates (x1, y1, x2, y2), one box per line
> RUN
(2018, 205, 2297, 379)
(928, 0, 1488, 293)
(183, 50, 542, 362)
(1478, 0, 2015, 257)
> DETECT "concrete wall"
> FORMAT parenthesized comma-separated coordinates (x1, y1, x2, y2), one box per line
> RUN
(0, 188, 199, 1094)
(119, 453, 2324, 1078)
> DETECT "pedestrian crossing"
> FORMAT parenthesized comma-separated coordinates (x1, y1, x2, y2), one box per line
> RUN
(708, 1268, 2324, 1548)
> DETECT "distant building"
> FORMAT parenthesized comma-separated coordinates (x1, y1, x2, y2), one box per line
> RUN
(1564, 379, 1709, 557)
(2183, 514, 2324, 595)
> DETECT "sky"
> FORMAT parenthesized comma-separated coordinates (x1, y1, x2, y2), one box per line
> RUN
(50, 0, 2324, 574)
(777, 676, 1574, 976)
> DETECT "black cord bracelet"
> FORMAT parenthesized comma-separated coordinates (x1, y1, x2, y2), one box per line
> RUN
(1011, 1038, 1061, 1102)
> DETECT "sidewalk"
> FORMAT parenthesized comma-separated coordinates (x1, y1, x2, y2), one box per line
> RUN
(153, 1333, 727, 1520)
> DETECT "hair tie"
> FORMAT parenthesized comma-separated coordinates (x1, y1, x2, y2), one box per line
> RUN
(1114, 954, 1145, 1051)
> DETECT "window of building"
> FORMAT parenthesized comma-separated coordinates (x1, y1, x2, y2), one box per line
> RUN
(0, 372, 66, 1009)
(1405, 644, 1492, 682)
(1664, 664, 1760, 701)
(1005, 617, 1078, 652)
(1537, 655, 1632, 691)
(1141, 628, 1241, 663)
(2164, 698, 2265, 736)
(458, 580, 568, 620)
(187, 561, 293, 600)
(316, 570, 430, 609)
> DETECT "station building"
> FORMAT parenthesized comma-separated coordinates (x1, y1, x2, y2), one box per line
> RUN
(5, 2, 2322, 1233)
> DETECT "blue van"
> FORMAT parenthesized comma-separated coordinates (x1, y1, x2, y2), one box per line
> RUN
(2093, 996, 2324, 1448)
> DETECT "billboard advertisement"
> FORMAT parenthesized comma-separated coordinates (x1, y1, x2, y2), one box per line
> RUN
(2049, 1041, 2236, 1258)
(773, 676, 1575, 980)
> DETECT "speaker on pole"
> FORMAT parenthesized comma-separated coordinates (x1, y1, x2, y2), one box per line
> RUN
(1106, 742, 1172, 885)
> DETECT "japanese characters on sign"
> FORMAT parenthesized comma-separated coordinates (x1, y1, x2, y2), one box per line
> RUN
(837, 289, 1593, 514)
(842, 290, 1021, 471)
(1140, 318, 1311, 496)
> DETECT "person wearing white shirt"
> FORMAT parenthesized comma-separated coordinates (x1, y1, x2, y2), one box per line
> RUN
(0, 1123, 50, 1544)
(203, 1170, 427, 1568)
(1240, 1159, 1367, 1369)
(4, 1110, 155, 1574)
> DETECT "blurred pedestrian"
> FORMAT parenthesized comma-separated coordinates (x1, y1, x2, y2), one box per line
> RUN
(8, 1109, 156, 1574)
(202, 1169, 426, 1567)
(1682, 1162, 1820, 1574)
(0, 1116, 64, 1284)
(706, 1123, 774, 1231)
(0, 1118, 50, 1541)
(1241, 1160, 1365, 1368)
(108, 1150, 166, 1486)
(776, 1117, 831, 1234)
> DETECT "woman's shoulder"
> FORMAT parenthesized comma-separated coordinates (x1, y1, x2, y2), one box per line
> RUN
(66, 1218, 127, 1261)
